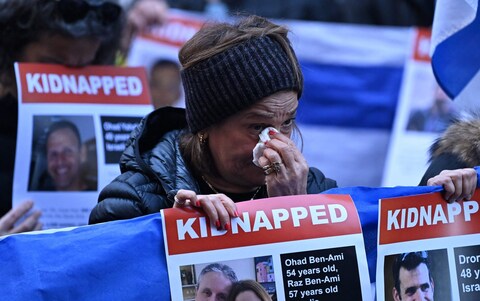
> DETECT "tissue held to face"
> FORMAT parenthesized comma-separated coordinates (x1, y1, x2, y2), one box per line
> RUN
(252, 127, 278, 167)
(206, 90, 298, 189)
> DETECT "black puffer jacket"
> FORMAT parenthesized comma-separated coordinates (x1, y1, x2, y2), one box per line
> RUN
(89, 107, 337, 224)
(419, 116, 480, 185)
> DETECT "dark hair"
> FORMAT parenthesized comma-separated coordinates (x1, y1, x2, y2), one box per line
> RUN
(392, 251, 432, 294)
(197, 263, 238, 289)
(227, 280, 271, 301)
(0, 0, 124, 87)
(151, 59, 180, 72)
(45, 120, 82, 151)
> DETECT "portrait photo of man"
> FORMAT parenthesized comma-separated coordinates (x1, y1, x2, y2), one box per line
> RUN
(385, 249, 451, 301)
(194, 263, 238, 301)
(28, 116, 97, 192)
(393, 251, 434, 300)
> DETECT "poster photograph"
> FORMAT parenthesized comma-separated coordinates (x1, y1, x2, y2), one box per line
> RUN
(377, 189, 480, 301)
(162, 194, 372, 300)
(28, 115, 97, 192)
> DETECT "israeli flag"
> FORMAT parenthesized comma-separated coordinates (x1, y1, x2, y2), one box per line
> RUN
(284, 20, 411, 187)
(431, 0, 480, 108)
(0, 185, 447, 299)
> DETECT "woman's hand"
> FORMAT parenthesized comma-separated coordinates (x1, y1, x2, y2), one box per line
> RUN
(173, 189, 238, 230)
(0, 201, 42, 236)
(257, 131, 309, 197)
(427, 168, 477, 203)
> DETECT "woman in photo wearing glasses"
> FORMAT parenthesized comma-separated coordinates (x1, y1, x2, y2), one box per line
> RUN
(0, 0, 125, 235)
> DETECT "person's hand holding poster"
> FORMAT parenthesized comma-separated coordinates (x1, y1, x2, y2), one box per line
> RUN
(162, 194, 372, 300)
(377, 189, 480, 301)
(13, 63, 153, 229)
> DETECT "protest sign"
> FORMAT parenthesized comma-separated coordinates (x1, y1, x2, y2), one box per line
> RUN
(377, 189, 480, 301)
(127, 9, 203, 69)
(382, 29, 456, 187)
(13, 63, 153, 229)
(127, 9, 204, 109)
(162, 194, 372, 300)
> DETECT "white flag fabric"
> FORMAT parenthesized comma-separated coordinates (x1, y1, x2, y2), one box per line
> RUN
(431, 0, 480, 107)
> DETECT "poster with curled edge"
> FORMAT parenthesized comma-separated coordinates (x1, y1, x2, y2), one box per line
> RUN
(127, 9, 205, 109)
(382, 28, 456, 186)
(162, 194, 372, 301)
(13, 63, 153, 229)
(376, 189, 480, 301)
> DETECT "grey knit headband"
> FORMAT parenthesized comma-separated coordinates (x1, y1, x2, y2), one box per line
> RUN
(182, 36, 302, 134)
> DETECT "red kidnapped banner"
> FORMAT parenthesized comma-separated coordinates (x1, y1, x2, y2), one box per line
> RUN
(163, 194, 362, 255)
(16, 63, 151, 105)
(379, 189, 480, 245)
(139, 15, 204, 47)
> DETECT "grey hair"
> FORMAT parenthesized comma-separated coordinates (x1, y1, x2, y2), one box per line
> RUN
(197, 263, 238, 288)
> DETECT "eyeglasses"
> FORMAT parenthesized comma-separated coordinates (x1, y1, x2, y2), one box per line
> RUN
(55, 0, 121, 24)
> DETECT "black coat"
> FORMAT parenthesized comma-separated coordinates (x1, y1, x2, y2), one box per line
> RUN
(89, 107, 337, 224)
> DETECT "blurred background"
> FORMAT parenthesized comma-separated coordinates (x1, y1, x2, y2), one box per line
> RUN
(128, 0, 463, 188)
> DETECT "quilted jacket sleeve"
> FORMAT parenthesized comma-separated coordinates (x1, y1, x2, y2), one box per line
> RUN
(88, 171, 172, 224)
(307, 167, 338, 193)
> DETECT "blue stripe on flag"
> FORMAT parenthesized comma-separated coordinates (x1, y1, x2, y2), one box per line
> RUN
(0, 214, 170, 300)
(432, 8, 480, 99)
(298, 62, 403, 129)
(10, 183, 477, 296)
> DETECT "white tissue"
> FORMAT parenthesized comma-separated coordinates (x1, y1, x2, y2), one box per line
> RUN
(252, 127, 278, 167)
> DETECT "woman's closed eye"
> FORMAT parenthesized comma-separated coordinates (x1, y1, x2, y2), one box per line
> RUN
(280, 117, 295, 131)
(250, 124, 268, 134)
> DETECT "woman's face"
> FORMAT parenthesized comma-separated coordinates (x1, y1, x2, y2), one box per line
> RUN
(207, 90, 298, 192)
(20, 33, 101, 67)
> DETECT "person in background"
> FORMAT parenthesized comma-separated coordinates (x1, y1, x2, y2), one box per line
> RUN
(149, 59, 183, 109)
(406, 86, 454, 133)
(227, 280, 272, 301)
(195, 263, 238, 301)
(392, 251, 434, 301)
(90, 15, 477, 227)
(0, 0, 125, 235)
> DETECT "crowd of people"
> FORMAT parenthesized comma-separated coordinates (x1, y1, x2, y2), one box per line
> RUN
(0, 0, 478, 299)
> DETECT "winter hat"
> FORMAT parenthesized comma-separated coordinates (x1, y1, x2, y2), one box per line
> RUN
(181, 35, 302, 134)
